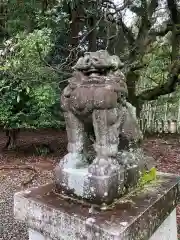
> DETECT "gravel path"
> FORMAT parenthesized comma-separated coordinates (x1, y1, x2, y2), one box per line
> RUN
(0, 168, 53, 240)
(0, 130, 180, 239)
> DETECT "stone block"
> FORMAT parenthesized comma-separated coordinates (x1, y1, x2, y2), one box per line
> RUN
(149, 209, 177, 240)
(124, 164, 140, 189)
(14, 172, 180, 240)
(54, 165, 125, 204)
(27, 209, 177, 240)
(29, 229, 51, 240)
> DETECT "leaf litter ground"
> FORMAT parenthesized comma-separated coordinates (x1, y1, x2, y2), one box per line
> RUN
(0, 130, 180, 239)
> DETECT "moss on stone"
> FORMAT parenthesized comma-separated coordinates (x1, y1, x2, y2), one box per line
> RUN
(138, 167, 157, 187)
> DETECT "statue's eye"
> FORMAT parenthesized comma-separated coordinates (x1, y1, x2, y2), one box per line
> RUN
(93, 58, 98, 62)
(85, 58, 90, 64)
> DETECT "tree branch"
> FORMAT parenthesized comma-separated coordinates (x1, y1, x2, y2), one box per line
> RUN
(126, 0, 158, 61)
(100, 0, 135, 46)
(102, 0, 133, 12)
(149, 25, 171, 37)
(137, 61, 180, 101)
(148, 0, 159, 19)
(167, 0, 179, 24)
(117, 16, 135, 46)
(130, 62, 147, 71)
(136, 0, 152, 43)
(167, 0, 180, 61)
(136, 0, 180, 103)
(35, 42, 70, 77)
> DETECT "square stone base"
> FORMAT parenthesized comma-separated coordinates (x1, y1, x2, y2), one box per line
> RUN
(150, 209, 177, 240)
(14, 172, 180, 240)
(54, 165, 125, 204)
(54, 163, 141, 204)
(27, 209, 177, 240)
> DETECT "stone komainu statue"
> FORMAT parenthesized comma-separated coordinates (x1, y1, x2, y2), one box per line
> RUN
(60, 50, 143, 176)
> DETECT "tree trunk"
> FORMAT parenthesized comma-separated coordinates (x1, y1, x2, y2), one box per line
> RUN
(88, 16, 97, 52)
(0, 2, 8, 42)
(4, 129, 20, 150)
(126, 70, 143, 118)
(136, 0, 180, 103)
(167, 0, 180, 61)
(68, 5, 83, 65)
(135, 101, 143, 119)
(41, 0, 48, 14)
(86, 0, 97, 52)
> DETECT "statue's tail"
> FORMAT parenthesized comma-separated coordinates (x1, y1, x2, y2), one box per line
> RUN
(122, 102, 143, 142)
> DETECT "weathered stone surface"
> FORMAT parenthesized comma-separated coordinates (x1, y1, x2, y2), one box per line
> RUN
(124, 165, 140, 189)
(29, 229, 51, 240)
(28, 210, 178, 240)
(117, 148, 155, 172)
(149, 209, 177, 240)
(54, 159, 144, 204)
(55, 164, 125, 204)
(14, 172, 180, 240)
(55, 50, 153, 203)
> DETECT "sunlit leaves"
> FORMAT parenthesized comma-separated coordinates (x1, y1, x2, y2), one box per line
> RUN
(137, 40, 171, 95)
(0, 28, 61, 129)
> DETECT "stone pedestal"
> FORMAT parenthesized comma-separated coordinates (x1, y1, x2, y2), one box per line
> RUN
(54, 152, 144, 204)
(54, 164, 125, 204)
(14, 172, 180, 240)
(149, 209, 177, 240)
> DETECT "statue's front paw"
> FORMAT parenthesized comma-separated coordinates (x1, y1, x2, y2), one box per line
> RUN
(117, 151, 136, 167)
(59, 153, 88, 169)
(88, 157, 119, 176)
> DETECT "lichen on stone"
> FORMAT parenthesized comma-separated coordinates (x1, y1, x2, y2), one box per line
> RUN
(138, 167, 157, 187)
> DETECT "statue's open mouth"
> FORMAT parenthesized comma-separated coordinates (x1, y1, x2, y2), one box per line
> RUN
(83, 67, 108, 75)
(84, 66, 99, 73)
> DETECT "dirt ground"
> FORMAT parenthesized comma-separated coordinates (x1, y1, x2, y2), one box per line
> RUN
(0, 130, 180, 239)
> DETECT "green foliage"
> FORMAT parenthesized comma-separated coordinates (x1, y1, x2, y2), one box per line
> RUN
(0, 28, 63, 129)
(4, 0, 41, 36)
(139, 167, 157, 187)
(138, 38, 180, 121)
(65, 0, 82, 9)
(1, 0, 179, 131)
(29, 84, 62, 128)
(137, 41, 171, 94)
(34, 144, 51, 156)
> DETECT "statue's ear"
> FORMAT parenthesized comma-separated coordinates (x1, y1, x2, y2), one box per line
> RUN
(110, 55, 124, 70)
(98, 50, 107, 53)
(119, 59, 124, 69)
(72, 57, 84, 70)
(84, 52, 90, 55)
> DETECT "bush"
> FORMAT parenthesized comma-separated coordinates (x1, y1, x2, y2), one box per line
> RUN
(0, 28, 64, 129)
